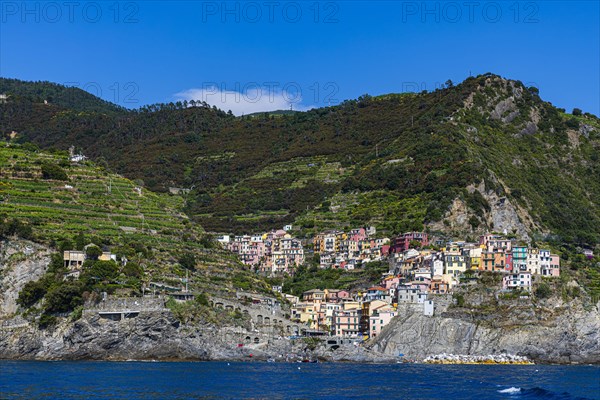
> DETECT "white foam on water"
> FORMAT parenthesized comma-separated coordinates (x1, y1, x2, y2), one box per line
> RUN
(498, 387, 521, 394)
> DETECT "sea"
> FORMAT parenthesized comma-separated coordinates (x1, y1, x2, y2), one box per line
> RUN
(0, 361, 599, 399)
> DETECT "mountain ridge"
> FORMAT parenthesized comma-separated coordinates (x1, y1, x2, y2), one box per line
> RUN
(1, 74, 599, 246)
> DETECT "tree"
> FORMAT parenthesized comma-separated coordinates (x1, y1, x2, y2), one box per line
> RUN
(195, 293, 209, 306)
(0, 218, 33, 240)
(40, 163, 68, 181)
(17, 279, 49, 308)
(469, 215, 480, 230)
(409, 240, 422, 249)
(58, 239, 74, 252)
(74, 232, 87, 250)
(179, 252, 196, 270)
(86, 260, 119, 282)
(122, 262, 144, 278)
(572, 108, 582, 116)
(44, 282, 84, 313)
(85, 245, 102, 260)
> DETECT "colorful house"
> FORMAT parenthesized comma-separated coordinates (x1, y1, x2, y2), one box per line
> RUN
(390, 232, 429, 253)
(512, 246, 528, 272)
(502, 272, 532, 291)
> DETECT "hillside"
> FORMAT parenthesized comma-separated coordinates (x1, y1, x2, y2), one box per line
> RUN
(1, 74, 599, 246)
(0, 78, 126, 115)
(0, 143, 270, 299)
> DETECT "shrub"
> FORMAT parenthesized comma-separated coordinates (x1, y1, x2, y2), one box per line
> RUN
(38, 313, 57, 329)
(179, 252, 196, 270)
(195, 293, 209, 306)
(535, 283, 552, 299)
(453, 293, 466, 307)
(40, 163, 68, 181)
(85, 245, 102, 260)
(44, 282, 84, 313)
(17, 279, 49, 308)
(85, 260, 119, 282)
(74, 232, 87, 250)
(572, 108, 582, 116)
(469, 215, 480, 229)
(122, 262, 144, 278)
(58, 239, 74, 252)
(0, 217, 33, 240)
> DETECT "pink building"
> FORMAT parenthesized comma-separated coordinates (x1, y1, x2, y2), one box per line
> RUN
(391, 232, 429, 253)
(381, 275, 401, 290)
(505, 253, 513, 272)
(542, 254, 560, 277)
(381, 245, 390, 256)
(369, 309, 396, 337)
(228, 236, 265, 266)
(332, 309, 362, 337)
(348, 228, 367, 241)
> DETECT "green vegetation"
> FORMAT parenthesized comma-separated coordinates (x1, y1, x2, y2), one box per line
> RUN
(40, 163, 68, 181)
(165, 295, 250, 328)
(2, 143, 274, 317)
(0, 215, 33, 240)
(3, 75, 597, 246)
(282, 261, 389, 296)
(453, 293, 466, 307)
(534, 282, 552, 299)
(0, 78, 126, 115)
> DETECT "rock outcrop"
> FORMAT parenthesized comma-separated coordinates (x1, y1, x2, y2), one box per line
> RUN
(0, 239, 51, 317)
(0, 311, 395, 362)
(370, 303, 600, 364)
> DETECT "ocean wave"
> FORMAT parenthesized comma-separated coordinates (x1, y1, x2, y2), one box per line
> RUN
(498, 387, 521, 394)
(499, 386, 594, 399)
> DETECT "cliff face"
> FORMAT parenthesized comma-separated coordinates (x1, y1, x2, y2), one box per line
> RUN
(370, 303, 600, 364)
(0, 240, 50, 318)
(3, 303, 598, 363)
(1, 312, 214, 361)
(0, 311, 395, 362)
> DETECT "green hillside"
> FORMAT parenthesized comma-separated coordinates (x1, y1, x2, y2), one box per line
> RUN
(0, 78, 126, 115)
(1, 74, 599, 246)
(0, 143, 270, 298)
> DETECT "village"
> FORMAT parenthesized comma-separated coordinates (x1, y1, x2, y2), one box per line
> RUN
(221, 228, 563, 340)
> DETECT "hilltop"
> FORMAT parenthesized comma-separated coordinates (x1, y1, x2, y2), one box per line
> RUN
(0, 78, 126, 115)
(1, 74, 599, 247)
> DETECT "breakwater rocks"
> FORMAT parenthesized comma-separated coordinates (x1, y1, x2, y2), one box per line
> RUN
(423, 353, 533, 365)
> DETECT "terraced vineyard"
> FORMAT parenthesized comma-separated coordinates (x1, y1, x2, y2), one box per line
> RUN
(0, 144, 194, 247)
(0, 143, 270, 296)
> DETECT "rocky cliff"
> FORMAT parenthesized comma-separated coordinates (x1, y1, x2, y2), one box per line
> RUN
(0, 311, 395, 362)
(0, 240, 50, 318)
(369, 302, 600, 364)
(1, 239, 599, 364)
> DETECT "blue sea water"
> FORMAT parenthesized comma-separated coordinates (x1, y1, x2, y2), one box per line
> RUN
(0, 361, 599, 400)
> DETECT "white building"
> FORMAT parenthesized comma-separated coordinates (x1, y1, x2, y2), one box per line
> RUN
(217, 235, 231, 244)
(502, 272, 532, 291)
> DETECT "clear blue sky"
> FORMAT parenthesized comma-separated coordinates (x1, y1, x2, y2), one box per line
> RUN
(1, 1, 598, 115)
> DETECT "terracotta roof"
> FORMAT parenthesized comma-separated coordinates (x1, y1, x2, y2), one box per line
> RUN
(368, 286, 388, 292)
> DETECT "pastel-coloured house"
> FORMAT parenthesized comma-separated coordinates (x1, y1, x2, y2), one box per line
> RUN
(502, 272, 532, 291)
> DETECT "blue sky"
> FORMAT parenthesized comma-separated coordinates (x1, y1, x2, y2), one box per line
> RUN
(1, 1, 598, 115)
